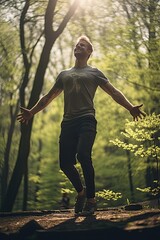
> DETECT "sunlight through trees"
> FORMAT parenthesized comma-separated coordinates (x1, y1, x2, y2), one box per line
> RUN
(0, 0, 159, 211)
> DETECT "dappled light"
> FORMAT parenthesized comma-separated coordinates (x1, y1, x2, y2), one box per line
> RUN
(0, 0, 159, 217)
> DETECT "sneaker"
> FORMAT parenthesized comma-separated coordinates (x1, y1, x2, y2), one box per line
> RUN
(80, 200, 97, 216)
(74, 188, 86, 215)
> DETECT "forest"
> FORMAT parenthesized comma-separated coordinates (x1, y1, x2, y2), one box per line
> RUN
(0, 0, 160, 212)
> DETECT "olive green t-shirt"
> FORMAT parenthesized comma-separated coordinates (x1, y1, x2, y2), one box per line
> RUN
(55, 65, 109, 120)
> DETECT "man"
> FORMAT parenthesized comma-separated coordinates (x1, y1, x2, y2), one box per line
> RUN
(17, 36, 145, 216)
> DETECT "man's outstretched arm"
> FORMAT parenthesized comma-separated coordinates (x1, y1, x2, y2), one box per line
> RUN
(100, 81, 146, 121)
(17, 86, 62, 124)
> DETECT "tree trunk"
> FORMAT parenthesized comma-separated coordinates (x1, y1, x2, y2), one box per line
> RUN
(145, 0, 159, 192)
(35, 138, 43, 204)
(1, 100, 19, 210)
(23, 159, 28, 211)
(2, 121, 33, 211)
(2, 0, 79, 212)
(147, 0, 160, 114)
(126, 149, 135, 202)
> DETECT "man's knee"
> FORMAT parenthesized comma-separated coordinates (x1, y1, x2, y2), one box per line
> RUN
(77, 151, 91, 164)
(60, 160, 76, 174)
(60, 161, 68, 172)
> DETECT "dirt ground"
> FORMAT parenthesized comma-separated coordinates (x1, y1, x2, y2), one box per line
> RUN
(0, 206, 160, 240)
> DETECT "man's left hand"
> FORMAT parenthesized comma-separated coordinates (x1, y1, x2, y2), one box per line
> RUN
(129, 104, 146, 121)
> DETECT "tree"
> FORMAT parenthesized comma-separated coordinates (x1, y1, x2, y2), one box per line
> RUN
(1, 0, 159, 210)
(2, 0, 80, 212)
(111, 113, 160, 201)
(120, 0, 160, 192)
(0, 18, 21, 209)
(120, 0, 160, 112)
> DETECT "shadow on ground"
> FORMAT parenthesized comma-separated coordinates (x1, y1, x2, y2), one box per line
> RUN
(0, 208, 160, 240)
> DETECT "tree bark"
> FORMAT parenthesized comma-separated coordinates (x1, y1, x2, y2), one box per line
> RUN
(1, 100, 19, 210)
(2, 0, 79, 212)
(126, 149, 135, 202)
(34, 138, 43, 204)
(23, 157, 28, 211)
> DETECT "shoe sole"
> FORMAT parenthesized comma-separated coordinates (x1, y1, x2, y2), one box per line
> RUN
(78, 210, 96, 216)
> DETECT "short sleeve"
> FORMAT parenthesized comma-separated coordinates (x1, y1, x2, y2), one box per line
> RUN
(95, 69, 109, 86)
(54, 71, 64, 89)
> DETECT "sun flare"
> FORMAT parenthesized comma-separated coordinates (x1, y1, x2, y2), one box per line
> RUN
(77, 0, 92, 7)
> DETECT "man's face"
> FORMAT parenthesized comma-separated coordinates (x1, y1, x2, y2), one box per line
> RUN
(74, 40, 91, 59)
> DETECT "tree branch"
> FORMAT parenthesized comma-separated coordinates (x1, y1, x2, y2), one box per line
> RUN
(29, 31, 44, 62)
(19, 0, 30, 68)
(44, 0, 58, 37)
(55, 0, 80, 38)
(126, 79, 160, 92)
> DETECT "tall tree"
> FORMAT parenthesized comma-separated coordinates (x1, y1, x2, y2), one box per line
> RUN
(120, 0, 160, 194)
(121, 0, 160, 112)
(0, 18, 21, 209)
(2, 0, 80, 212)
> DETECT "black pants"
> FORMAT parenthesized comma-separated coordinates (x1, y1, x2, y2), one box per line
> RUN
(59, 115, 97, 198)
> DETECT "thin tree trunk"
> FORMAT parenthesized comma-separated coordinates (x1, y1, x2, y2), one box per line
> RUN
(23, 159, 28, 211)
(35, 139, 43, 204)
(1, 100, 19, 210)
(126, 149, 135, 202)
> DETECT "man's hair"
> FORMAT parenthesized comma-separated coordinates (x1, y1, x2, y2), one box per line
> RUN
(77, 35, 94, 52)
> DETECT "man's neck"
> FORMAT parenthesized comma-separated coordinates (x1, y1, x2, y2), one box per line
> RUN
(74, 59, 88, 68)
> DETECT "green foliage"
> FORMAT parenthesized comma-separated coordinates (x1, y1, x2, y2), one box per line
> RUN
(110, 113, 160, 159)
(126, 198, 130, 205)
(136, 185, 160, 197)
(96, 189, 122, 201)
(111, 113, 160, 201)
(60, 188, 74, 194)
(1, 0, 160, 211)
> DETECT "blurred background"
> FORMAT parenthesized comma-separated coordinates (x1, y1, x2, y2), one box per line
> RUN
(0, 0, 159, 212)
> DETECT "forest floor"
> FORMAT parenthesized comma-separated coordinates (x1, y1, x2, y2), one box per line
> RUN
(0, 202, 160, 240)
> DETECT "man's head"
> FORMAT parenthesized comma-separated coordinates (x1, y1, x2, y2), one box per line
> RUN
(74, 36, 93, 60)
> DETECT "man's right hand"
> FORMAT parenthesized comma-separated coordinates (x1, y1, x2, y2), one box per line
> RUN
(17, 107, 33, 125)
